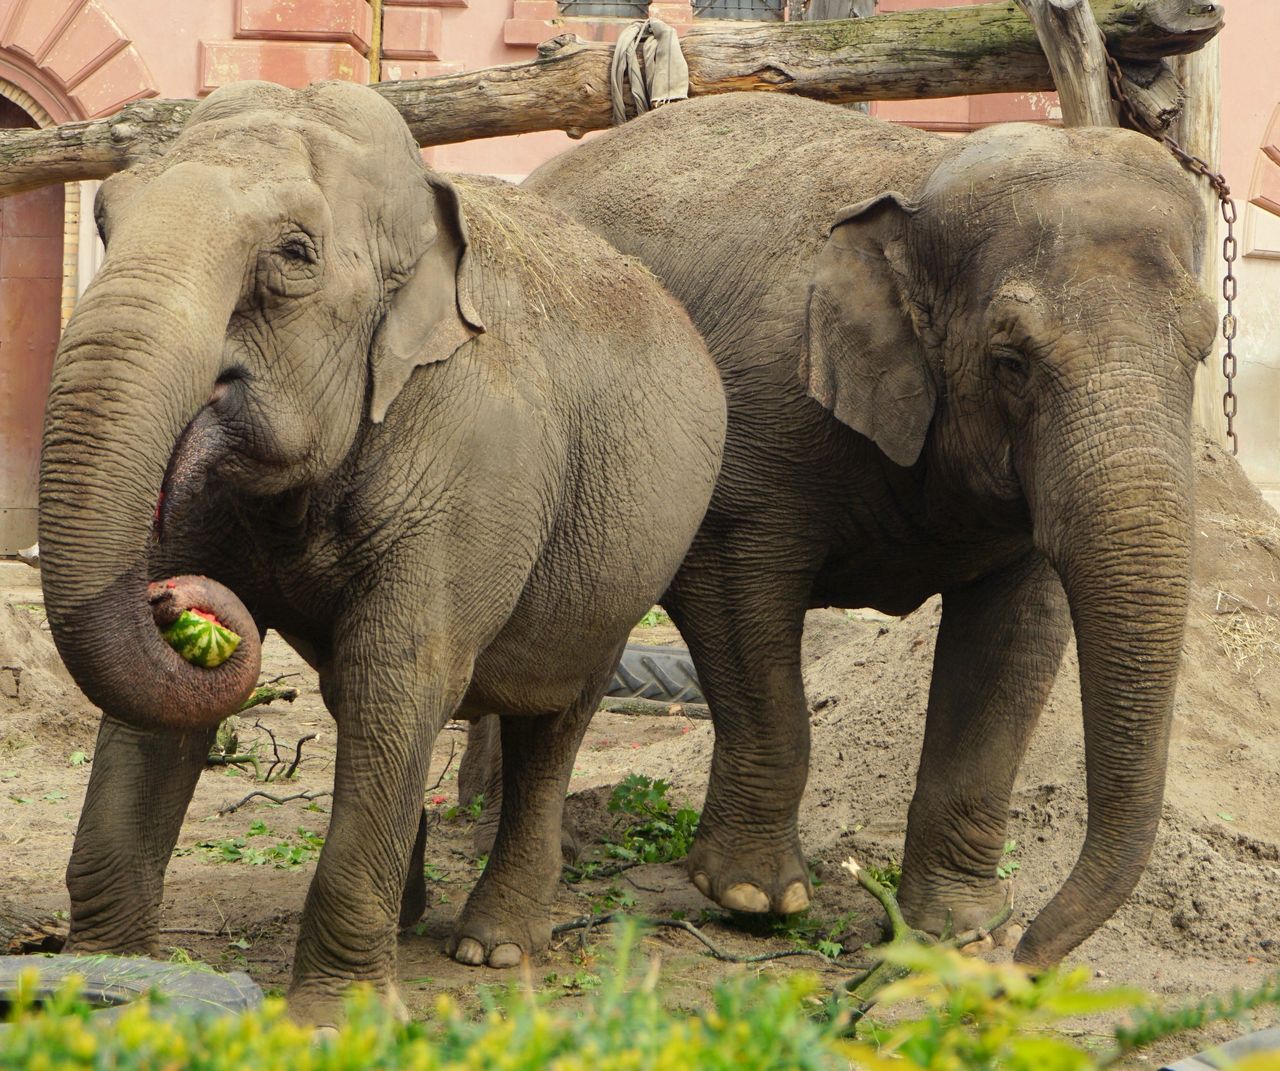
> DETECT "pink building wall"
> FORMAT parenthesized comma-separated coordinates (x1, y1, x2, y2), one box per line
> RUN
(1, 0, 1278, 552)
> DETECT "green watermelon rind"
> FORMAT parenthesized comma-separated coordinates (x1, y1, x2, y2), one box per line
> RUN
(161, 609, 242, 669)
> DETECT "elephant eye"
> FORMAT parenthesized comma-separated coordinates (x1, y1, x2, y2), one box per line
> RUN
(257, 231, 322, 299)
(278, 233, 318, 264)
(991, 345, 1030, 378)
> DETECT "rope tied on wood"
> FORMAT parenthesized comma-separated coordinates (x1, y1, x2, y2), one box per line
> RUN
(610, 18, 690, 126)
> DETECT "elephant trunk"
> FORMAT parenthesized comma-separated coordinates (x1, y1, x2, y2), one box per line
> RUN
(1020, 419, 1192, 967)
(39, 222, 260, 733)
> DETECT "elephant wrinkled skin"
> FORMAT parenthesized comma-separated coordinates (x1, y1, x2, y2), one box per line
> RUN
(524, 93, 1215, 968)
(37, 80, 725, 1025)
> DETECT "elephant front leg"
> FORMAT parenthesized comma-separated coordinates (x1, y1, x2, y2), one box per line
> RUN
(65, 716, 213, 955)
(288, 634, 471, 1027)
(898, 552, 1069, 937)
(665, 567, 812, 916)
(447, 681, 599, 968)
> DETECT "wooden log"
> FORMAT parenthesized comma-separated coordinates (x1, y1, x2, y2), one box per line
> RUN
(0, 0, 1225, 200)
(1015, 0, 1115, 127)
(804, 0, 875, 114)
(0, 899, 66, 953)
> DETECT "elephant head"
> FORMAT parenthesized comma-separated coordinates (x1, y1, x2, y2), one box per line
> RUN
(39, 80, 483, 732)
(804, 124, 1216, 966)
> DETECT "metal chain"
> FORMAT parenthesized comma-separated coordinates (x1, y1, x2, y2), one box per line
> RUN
(1103, 47, 1240, 455)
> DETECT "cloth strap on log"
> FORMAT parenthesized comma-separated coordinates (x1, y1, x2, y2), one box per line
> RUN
(610, 18, 690, 125)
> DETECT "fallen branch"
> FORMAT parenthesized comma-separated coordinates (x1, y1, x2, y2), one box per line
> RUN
(551, 912, 854, 969)
(0, 0, 1222, 199)
(217, 789, 332, 816)
(597, 696, 710, 719)
(237, 680, 299, 713)
(838, 857, 1013, 1020)
(0, 899, 66, 953)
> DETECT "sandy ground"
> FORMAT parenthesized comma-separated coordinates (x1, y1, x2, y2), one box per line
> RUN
(2, 431, 1278, 1065)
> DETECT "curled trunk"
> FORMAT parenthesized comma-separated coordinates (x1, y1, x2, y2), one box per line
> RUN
(39, 231, 260, 732)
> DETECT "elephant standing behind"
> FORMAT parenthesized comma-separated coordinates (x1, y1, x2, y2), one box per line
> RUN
(37, 80, 725, 1024)
(522, 92, 1215, 968)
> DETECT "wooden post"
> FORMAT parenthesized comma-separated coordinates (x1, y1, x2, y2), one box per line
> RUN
(1175, 38, 1229, 443)
(1015, 0, 1115, 126)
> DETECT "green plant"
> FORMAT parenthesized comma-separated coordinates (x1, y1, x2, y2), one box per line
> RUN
(4, 929, 1280, 1070)
(603, 774, 699, 865)
(636, 607, 671, 628)
(772, 910, 859, 960)
(864, 859, 901, 891)
(542, 970, 604, 994)
(442, 793, 484, 822)
(193, 825, 324, 869)
(996, 838, 1020, 880)
(842, 943, 1280, 1069)
(592, 885, 638, 912)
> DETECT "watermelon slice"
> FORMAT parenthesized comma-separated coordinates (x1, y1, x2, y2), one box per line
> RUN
(160, 608, 242, 669)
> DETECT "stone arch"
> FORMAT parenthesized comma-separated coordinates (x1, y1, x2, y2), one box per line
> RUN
(0, 0, 160, 121)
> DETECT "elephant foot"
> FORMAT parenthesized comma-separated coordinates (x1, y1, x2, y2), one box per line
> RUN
(686, 828, 811, 915)
(287, 980, 408, 1029)
(896, 874, 1012, 939)
(63, 925, 160, 959)
(446, 881, 552, 969)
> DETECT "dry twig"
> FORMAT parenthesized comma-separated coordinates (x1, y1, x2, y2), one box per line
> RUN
(551, 912, 853, 969)
(217, 789, 332, 816)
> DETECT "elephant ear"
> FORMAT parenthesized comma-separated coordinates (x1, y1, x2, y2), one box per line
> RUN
(803, 191, 936, 468)
(369, 174, 485, 424)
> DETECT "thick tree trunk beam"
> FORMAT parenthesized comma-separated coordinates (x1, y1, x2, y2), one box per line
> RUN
(0, 0, 1224, 199)
(1015, 0, 1116, 126)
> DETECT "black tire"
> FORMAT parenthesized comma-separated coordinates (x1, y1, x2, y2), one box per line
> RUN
(0, 954, 262, 1026)
(1162, 1028, 1280, 1070)
(607, 645, 703, 704)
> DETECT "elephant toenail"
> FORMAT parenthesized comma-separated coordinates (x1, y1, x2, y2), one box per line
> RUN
(453, 937, 486, 966)
(489, 943, 524, 968)
(692, 872, 712, 898)
(779, 882, 810, 914)
(721, 883, 770, 913)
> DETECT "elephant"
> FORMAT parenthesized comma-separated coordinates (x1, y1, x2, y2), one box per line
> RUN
(514, 92, 1217, 969)
(37, 79, 725, 1024)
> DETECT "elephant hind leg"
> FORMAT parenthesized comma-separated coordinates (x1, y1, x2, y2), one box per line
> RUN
(664, 560, 813, 917)
(446, 669, 605, 969)
(460, 714, 580, 863)
(398, 808, 430, 930)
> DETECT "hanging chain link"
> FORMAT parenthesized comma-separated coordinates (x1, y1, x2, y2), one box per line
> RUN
(1103, 47, 1240, 455)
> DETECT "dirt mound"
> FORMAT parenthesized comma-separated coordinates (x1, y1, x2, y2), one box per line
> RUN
(0, 593, 99, 754)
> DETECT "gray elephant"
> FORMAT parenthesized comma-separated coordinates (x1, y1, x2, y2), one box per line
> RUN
(37, 79, 725, 1023)
(521, 93, 1215, 969)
